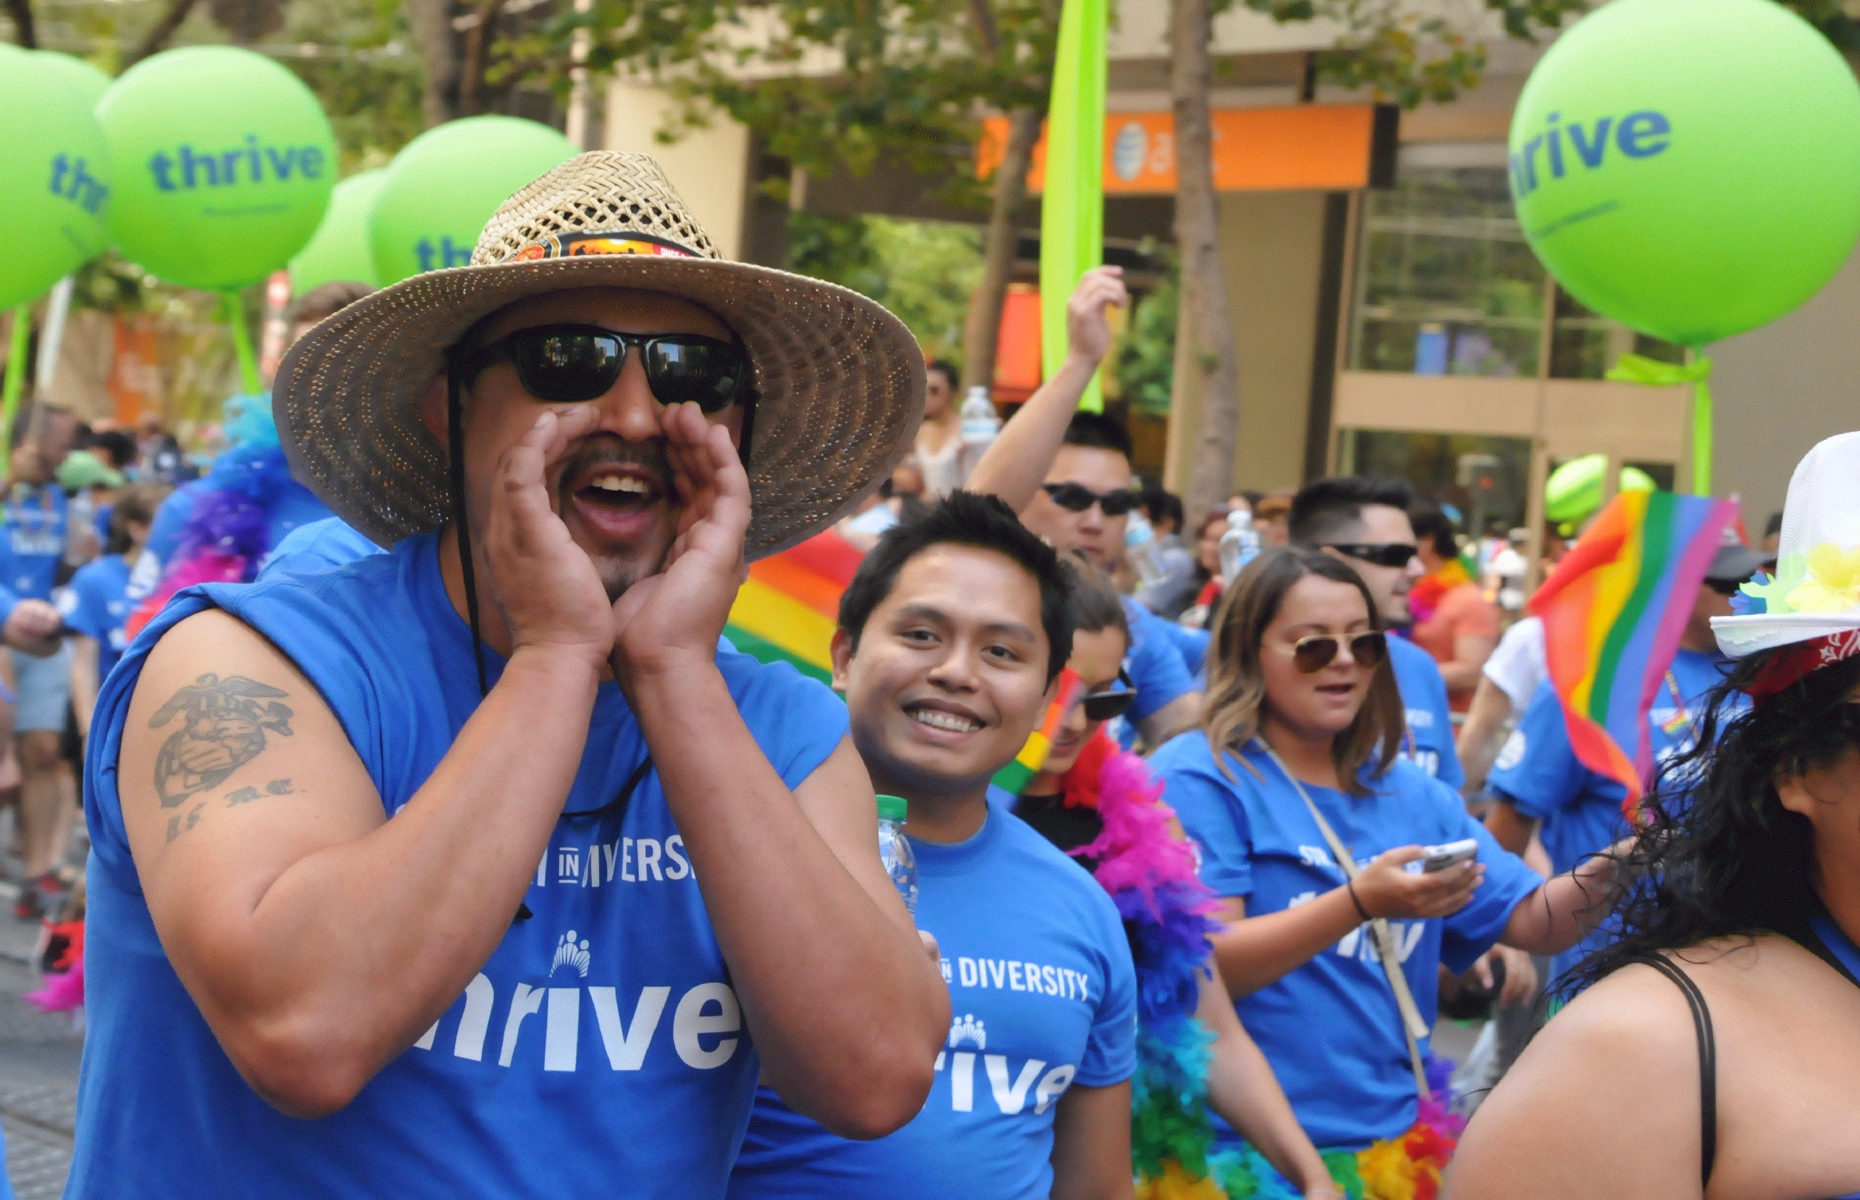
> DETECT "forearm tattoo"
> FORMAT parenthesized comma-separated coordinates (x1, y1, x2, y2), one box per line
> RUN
(149, 673, 294, 808)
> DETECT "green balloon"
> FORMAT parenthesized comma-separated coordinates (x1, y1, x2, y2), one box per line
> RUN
(1545, 455, 1660, 523)
(35, 52, 114, 109)
(0, 44, 112, 311)
(290, 169, 386, 294)
(370, 116, 576, 284)
(97, 46, 337, 291)
(1510, 0, 1860, 346)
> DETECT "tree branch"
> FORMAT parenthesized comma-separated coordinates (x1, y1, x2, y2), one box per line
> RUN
(127, 0, 202, 66)
(5, 0, 35, 49)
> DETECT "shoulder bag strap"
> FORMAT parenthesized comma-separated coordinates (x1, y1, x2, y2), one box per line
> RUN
(1252, 738, 1433, 1100)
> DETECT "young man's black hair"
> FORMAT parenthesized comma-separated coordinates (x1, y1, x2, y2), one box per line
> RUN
(1141, 489, 1185, 535)
(838, 490, 1076, 683)
(926, 360, 959, 391)
(1764, 510, 1784, 539)
(1408, 506, 1460, 559)
(1288, 476, 1415, 546)
(1061, 411, 1133, 461)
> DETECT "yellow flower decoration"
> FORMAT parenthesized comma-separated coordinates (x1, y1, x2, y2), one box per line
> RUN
(1786, 543, 1860, 614)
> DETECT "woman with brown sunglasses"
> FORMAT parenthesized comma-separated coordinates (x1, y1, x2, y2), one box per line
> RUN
(1151, 546, 1617, 1196)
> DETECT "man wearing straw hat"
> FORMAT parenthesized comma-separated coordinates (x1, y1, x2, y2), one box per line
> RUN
(64, 152, 950, 1197)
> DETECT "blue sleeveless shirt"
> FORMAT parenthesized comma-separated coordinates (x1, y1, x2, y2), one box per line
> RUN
(69, 530, 849, 1198)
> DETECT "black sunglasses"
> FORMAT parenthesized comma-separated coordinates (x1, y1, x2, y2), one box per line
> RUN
(1079, 669, 1138, 723)
(1291, 632, 1388, 674)
(457, 323, 748, 413)
(1041, 483, 1142, 516)
(1324, 542, 1419, 569)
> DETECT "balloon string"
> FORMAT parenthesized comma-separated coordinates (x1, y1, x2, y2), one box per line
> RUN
(1692, 378, 1712, 498)
(223, 290, 262, 395)
(2, 304, 27, 477)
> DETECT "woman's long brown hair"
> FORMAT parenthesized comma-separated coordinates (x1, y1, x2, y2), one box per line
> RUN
(1201, 546, 1404, 796)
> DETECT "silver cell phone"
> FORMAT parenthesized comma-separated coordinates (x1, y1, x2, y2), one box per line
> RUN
(1420, 838, 1480, 873)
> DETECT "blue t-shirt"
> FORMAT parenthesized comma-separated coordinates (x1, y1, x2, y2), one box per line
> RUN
(1486, 647, 1735, 983)
(71, 530, 850, 1198)
(1115, 597, 1199, 749)
(56, 553, 133, 679)
(0, 483, 67, 600)
(1388, 636, 1463, 789)
(1151, 735, 1542, 1151)
(259, 516, 384, 580)
(730, 797, 1136, 1200)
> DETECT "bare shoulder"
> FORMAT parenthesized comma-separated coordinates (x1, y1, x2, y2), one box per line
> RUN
(1445, 964, 1704, 1200)
(119, 608, 382, 913)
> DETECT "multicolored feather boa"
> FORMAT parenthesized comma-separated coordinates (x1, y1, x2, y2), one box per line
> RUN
(1026, 734, 1465, 1200)
(124, 393, 296, 640)
(1405, 557, 1474, 630)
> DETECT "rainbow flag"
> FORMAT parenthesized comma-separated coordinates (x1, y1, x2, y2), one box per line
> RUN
(724, 530, 864, 683)
(1530, 489, 1735, 810)
(991, 669, 1083, 794)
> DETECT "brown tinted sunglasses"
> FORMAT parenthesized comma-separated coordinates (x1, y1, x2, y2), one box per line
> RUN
(1292, 632, 1388, 674)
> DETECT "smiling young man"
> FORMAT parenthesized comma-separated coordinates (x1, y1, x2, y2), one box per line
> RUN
(730, 492, 1139, 1200)
(65, 154, 948, 1197)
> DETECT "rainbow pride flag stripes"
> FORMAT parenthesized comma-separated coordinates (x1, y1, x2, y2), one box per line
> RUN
(991, 669, 1083, 794)
(724, 530, 864, 683)
(1530, 489, 1735, 810)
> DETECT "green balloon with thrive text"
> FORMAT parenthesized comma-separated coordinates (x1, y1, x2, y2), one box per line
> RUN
(98, 46, 337, 291)
(0, 44, 112, 311)
(369, 116, 576, 285)
(34, 52, 114, 109)
(1510, 0, 1860, 346)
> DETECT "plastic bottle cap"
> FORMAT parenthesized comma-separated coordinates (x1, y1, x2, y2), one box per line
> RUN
(876, 794, 908, 822)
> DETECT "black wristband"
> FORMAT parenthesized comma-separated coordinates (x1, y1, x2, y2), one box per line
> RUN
(1347, 877, 1372, 923)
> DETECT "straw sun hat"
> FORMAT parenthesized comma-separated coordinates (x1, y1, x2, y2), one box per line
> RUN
(274, 151, 926, 559)
(1714, 431, 1860, 696)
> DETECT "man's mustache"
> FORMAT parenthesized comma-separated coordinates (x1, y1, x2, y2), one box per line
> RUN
(555, 436, 672, 495)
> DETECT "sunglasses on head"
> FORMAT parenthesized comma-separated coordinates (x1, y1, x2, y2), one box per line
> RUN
(1291, 632, 1388, 674)
(1041, 483, 1142, 516)
(1077, 669, 1138, 723)
(455, 324, 748, 413)
(1324, 543, 1419, 569)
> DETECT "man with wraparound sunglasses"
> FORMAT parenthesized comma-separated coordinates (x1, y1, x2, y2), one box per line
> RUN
(965, 267, 1204, 750)
(65, 153, 949, 1198)
(1288, 477, 1464, 791)
(1484, 541, 1768, 991)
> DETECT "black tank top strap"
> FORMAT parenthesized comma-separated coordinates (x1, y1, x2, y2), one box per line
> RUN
(1628, 954, 1717, 1191)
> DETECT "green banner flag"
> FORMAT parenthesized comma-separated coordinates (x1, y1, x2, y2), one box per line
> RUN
(1040, 0, 1107, 413)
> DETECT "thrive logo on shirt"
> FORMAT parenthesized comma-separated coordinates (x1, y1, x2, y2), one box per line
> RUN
(730, 800, 1138, 1200)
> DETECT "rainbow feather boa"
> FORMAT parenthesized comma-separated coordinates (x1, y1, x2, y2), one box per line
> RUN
(1063, 741, 1465, 1200)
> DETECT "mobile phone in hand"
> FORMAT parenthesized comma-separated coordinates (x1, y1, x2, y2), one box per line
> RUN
(1404, 838, 1481, 875)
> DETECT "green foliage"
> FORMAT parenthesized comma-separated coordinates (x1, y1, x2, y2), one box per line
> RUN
(1119, 251, 1178, 417)
(789, 212, 982, 365)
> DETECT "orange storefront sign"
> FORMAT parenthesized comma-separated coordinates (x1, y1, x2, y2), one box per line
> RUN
(978, 104, 1392, 194)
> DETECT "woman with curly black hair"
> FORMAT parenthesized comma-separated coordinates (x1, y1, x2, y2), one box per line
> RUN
(1447, 434, 1860, 1200)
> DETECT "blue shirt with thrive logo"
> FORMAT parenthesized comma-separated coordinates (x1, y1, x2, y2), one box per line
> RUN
(729, 797, 1136, 1200)
(1151, 735, 1541, 1151)
(71, 529, 849, 1199)
(1387, 636, 1462, 789)
(0, 483, 66, 600)
(56, 552, 133, 679)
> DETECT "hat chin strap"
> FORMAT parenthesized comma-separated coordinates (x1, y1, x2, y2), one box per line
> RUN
(447, 366, 491, 700)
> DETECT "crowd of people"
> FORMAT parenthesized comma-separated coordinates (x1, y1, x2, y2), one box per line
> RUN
(5, 149, 1858, 1200)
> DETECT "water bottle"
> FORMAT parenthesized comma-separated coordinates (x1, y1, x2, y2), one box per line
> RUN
(1124, 508, 1168, 589)
(877, 794, 917, 917)
(1218, 509, 1260, 584)
(958, 386, 1000, 450)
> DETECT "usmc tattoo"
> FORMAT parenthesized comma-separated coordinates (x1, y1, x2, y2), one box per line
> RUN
(149, 674, 294, 808)
(166, 780, 300, 844)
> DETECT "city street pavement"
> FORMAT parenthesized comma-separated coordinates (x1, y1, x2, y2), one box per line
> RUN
(0, 884, 81, 1200)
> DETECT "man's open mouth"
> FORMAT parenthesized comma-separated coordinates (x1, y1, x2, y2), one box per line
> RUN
(575, 466, 665, 511)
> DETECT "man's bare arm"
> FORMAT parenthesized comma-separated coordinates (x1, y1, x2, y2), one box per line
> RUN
(964, 267, 1126, 512)
(70, 635, 100, 735)
(1136, 692, 1201, 750)
(1454, 675, 1512, 796)
(1485, 797, 1538, 855)
(1049, 1081, 1136, 1200)
(121, 612, 601, 1118)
